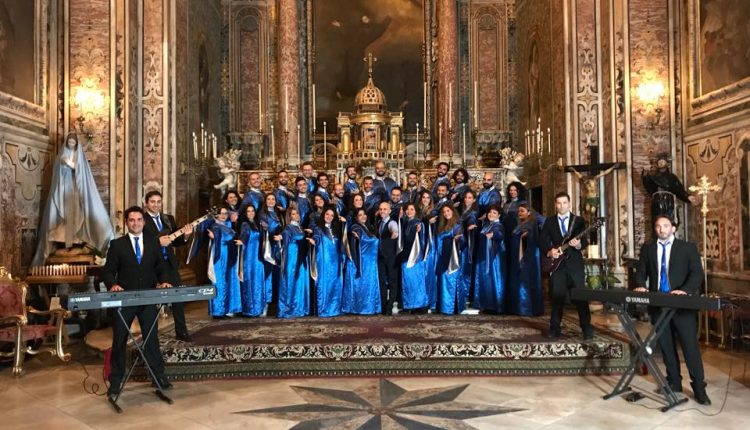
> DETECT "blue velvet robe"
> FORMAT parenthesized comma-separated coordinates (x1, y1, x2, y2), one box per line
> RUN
(312, 225, 343, 317)
(208, 221, 241, 317)
(400, 217, 428, 310)
(458, 207, 479, 308)
(474, 220, 506, 312)
(238, 222, 266, 316)
(435, 224, 464, 314)
(295, 194, 312, 228)
(278, 223, 310, 318)
(342, 223, 381, 314)
(274, 186, 294, 212)
(422, 219, 438, 310)
(477, 187, 502, 218)
(259, 210, 283, 305)
(240, 189, 264, 212)
(507, 219, 544, 316)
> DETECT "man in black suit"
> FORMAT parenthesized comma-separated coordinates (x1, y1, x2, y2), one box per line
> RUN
(143, 190, 193, 341)
(102, 206, 172, 400)
(634, 215, 710, 405)
(539, 192, 594, 340)
(377, 201, 400, 315)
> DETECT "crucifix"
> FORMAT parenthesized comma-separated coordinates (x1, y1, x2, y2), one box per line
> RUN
(363, 52, 378, 78)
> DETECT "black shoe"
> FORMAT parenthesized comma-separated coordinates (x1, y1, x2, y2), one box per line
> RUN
(583, 332, 595, 341)
(151, 376, 173, 390)
(545, 330, 561, 339)
(175, 331, 192, 342)
(692, 382, 711, 405)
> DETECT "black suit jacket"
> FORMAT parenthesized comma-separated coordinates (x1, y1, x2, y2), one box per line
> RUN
(634, 239, 704, 294)
(143, 212, 187, 285)
(538, 214, 588, 273)
(101, 234, 168, 291)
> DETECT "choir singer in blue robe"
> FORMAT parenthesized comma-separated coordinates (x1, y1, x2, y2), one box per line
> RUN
(435, 205, 464, 314)
(400, 204, 428, 312)
(311, 207, 344, 317)
(259, 193, 283, 315)
(276, 207, 311, 318)
(236, 205, 267, 317)
(507, 203, 544, 316)
(342, 208, 381, 314)
(473, 205, 506, 313)
(207, 205, 241, 317)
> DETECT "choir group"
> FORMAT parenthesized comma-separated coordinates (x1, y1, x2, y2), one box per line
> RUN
(188, 161, 547, 319)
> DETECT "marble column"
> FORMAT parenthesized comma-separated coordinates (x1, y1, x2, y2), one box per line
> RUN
(278, 0, 300, 166)
(437, 0, 458, 158)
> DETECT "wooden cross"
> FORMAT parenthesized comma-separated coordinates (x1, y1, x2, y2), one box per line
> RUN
(364, 52, 377, 77)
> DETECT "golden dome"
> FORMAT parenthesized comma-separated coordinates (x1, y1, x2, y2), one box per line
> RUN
(354, 77, 387, 111)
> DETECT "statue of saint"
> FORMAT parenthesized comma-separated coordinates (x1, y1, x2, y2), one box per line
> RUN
(641, 153, 697, 223)
(32, 133, 115, 265)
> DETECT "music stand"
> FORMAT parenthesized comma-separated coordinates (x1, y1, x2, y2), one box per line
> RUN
(108, 304, 173, 413)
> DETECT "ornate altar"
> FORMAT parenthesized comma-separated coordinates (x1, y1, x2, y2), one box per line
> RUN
(336, 54, 405, 181)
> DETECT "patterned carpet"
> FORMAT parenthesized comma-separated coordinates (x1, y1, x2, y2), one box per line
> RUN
(133, 314, 630, 380)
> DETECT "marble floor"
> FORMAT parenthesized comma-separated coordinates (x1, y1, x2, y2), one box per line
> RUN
(1, 307, 749, 430)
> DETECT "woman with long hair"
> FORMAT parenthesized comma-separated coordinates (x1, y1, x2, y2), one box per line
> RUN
(474, 205, 506, 313)
(347, 193, 365, 226)
(400, 203, 428, 312)
(276, 207, 311, 318)
(507, 203, 544, 316)
(435, 205, 465, 314)
(342, 208, 381, 314)
(310, 206, 344, 317)
(459, 190, 479, 309)
(259, 193, 283, 313)
(308, 193, 327, 231)
(418, 190, 438, 310)
(236, 205, 268, 316)
(450, 168, 471, 212)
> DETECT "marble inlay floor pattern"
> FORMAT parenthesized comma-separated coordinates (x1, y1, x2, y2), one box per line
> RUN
(236, 378, 524, 429)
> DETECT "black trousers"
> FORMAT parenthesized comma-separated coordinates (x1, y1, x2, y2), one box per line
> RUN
(548, 265, 592, 335)
(109, 305, 165, 392)
(171, 302, 187, 334)
(378, 254, 399, 315)
(651, 308, 705, 386)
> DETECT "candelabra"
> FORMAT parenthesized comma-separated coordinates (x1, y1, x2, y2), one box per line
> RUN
(447, 126, 455, 167)
(182, 122, 217, 176)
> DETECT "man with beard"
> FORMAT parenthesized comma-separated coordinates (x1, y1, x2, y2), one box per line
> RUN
(332, 183, 347, 217)
(343, 165, 360, 203)
(372, 160, 399, 201)
(402, 171, 425, 205)
(477, 172, 502, 219)
(389, 187, 404, 221)
(431, 162, 451, 199)
(316, 172, 331, 204)
(294, 176, 313, 228)
(239, 172, 264, 225)
(301, 161, 317, 194)
(362, 176, 383, 224)
(274, 170, 294, 216)
(433, 183, 452, 218)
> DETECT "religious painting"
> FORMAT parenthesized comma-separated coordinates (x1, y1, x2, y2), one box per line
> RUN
(0, 0, 35, 102)
(312, 0, 424, 130)
(698, 0, 750, 95)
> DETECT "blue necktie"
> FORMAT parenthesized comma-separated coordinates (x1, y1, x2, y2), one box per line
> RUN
(153, 216, 168, 260)
(134, 236, 142, 264)
(559, 216, 568, 236)
(659, 241, 670, 293)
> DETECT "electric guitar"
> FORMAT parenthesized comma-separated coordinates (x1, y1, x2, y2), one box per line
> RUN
(540, 217, 605, 274)
(162, 207, 217, 242)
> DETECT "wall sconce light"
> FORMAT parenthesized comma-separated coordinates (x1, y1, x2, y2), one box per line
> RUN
(71, 80, 106, 140)
(635, 78, 665, 129)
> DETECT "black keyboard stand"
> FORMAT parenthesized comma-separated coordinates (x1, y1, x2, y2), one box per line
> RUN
(603, 303, 688, 412)
(108, 304, 173, 413)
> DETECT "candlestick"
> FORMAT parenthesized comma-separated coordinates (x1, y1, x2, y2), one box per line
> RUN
(258, 83, 262, 132)
(312, 84, 316, 132)
(297, 123, 301, 164)
(462, 123, 466, 164)
(448, 83, 452, 129)
(192, 132, 197, 160)
(285, 85, 289, 132)
(423, 82, 427, 127)
(323, 121, 327, 167)
(547, 127, 551, 154)
(473, 81, 479, 128)
(212, 134, 217, 159)
(270, 124, 275, 161)
(203, 130, 207, 157)
(416, 123, 420, 165)
(439, 121, 443, 160)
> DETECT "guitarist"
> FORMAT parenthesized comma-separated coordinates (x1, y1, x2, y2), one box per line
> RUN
(539, 192, 594, 340)
(143, 190, 194, 341)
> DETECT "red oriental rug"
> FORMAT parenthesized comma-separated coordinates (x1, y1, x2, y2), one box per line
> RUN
(132, 314, 629, 380)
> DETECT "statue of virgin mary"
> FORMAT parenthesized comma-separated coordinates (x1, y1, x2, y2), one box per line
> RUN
(32, 132, 115, 266)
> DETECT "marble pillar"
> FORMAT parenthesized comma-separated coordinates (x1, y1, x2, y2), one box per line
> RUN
(437, 0, 458, 158)
(278, 0, 300, 166)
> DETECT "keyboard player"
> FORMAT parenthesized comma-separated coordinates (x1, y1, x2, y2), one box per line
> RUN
(634, 214, 710, 405)
(101, 206, 173, 401)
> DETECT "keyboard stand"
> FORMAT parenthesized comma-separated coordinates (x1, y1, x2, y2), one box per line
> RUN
(108, 305, 173, 413)
(603, 303, 689, 412)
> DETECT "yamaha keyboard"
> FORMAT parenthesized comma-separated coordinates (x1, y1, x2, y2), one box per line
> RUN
(570, 288, 722, 311)
(68, 285, 216, 311)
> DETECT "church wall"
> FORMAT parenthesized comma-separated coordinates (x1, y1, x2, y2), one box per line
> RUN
(0, 0, 55, 275)
(681, 0, 750, 291)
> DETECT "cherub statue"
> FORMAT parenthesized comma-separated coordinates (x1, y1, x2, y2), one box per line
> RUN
(569, 164, 618, 218)
(214, 149, 242, 194)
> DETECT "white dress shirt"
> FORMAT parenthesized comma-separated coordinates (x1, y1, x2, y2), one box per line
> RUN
(128, 233, 144, 256)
